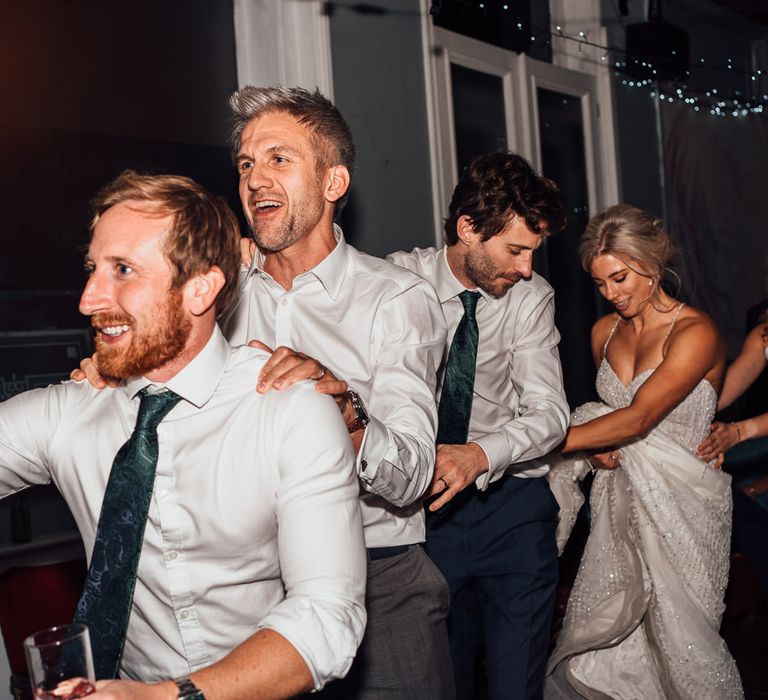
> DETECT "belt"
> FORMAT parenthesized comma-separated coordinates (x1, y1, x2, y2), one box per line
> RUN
(366, 544, 413, 561)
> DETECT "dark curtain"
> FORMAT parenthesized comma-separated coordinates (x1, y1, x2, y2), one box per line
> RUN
(662, 102, 768, 355)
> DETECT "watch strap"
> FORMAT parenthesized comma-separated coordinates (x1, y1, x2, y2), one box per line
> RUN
(173, 677, 205, 700)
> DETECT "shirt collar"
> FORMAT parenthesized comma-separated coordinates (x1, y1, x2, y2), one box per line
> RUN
(246, 224, 349, 301)
(125, 325, 231, 408)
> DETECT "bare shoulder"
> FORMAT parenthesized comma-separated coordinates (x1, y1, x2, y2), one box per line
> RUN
(591, 313, 619, 347)
(671, 305, 722, 345)
(667, 305, 725, 369)
(590, 313, 619, 363)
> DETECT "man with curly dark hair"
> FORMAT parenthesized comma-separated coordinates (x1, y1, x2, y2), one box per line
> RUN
(389, 151, 569, 700)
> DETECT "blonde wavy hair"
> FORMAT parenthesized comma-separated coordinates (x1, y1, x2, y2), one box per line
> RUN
(579, 204, 678, 294)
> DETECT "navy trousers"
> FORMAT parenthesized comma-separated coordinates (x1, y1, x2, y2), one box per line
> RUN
(426, 475, 559, 700)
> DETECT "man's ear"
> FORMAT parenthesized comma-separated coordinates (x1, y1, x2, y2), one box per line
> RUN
(184, 266, 226, 317)
(456, 215, 477, 245)
(324, 165, 351, 204)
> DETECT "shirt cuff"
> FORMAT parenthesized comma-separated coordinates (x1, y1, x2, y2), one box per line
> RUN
(471, 432, 513, 490)
(356, 415, 386, 482)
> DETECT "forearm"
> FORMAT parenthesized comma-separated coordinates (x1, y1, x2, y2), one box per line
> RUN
(90, 631, 311, 700)
(191, 629, 313, 700)
(561, 405, 649, 453)
(733, 412, 768, 443)
(718, 326, 767, 410)
(719, 359, 763, 409)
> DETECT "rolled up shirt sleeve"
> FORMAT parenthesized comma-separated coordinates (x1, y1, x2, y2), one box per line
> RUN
(0, 386, 66, 497)
(258, 385, 367, 690)
(472, 287, 569, 489)
(355, 282, 446, 507)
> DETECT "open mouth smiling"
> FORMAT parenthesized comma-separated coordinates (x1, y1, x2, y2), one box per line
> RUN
(251, 199, 283, 213)
(95, 324, 131, 342)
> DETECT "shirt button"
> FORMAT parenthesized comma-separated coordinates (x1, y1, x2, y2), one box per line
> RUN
(179, 609, 190, 620)
(281, 299, 288, 306)
(166, 551, 178, 561)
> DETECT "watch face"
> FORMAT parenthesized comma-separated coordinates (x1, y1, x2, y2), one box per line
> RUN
(349, 391, 369, 421)
(345, 390, 369, 433)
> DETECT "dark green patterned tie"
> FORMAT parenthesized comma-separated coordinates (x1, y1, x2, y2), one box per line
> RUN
(437, 290, 480, 444)
(74, 387, 182, 679)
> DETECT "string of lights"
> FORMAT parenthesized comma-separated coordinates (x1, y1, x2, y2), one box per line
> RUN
(545, 23, 767, 117)
(432, 1, 767, 118)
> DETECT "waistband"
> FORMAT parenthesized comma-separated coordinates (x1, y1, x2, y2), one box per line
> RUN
(366, 544, 416, 561)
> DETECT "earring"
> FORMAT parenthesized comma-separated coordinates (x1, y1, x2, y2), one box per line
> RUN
(648, 279, 653, 287)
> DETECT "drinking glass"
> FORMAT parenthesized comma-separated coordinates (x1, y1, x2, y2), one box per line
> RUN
(24, 624, 96, 699)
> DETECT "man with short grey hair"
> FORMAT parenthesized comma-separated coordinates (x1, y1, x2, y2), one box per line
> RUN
(225, 86, 455, 699)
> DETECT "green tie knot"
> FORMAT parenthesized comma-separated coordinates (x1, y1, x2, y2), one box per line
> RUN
(135, 388, 182, 432)
(459, 290, 480, 320)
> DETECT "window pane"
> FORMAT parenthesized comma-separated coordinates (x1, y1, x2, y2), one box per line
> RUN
(451, 64, 507, 177)
(536, 87, 596, 406)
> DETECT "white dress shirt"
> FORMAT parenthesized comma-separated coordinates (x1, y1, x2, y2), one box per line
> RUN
(0, 327, 366, 689)
(224, 227, 446, 549)
(388, 246, 569, 488)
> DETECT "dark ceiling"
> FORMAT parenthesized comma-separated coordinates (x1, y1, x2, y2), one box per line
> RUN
(708, 0, 768, 27)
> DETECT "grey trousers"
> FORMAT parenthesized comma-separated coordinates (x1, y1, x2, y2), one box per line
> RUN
(316, 544, 455, 699)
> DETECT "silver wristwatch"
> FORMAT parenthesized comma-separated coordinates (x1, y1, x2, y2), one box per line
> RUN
(173, 677, 205, 700)
(346, 390, 370, 433)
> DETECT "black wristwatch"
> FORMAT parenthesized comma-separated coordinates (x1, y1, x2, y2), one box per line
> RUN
(346, 390, 370, 433)
(173, 677, 205, 700)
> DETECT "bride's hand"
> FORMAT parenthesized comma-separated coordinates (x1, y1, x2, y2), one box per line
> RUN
(587, 449, 621, 470)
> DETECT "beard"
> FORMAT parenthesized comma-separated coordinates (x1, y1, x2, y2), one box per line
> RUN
(463, 246, 522, 299)
(249, 211, 306, 252)
(246, 182, 325, 253)
(93, 288, 192, 380)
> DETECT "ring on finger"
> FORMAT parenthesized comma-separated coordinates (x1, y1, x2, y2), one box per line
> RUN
(314, 367, 326, 381)
(438, 477, 450, 490)
(609, 452, 618, 461)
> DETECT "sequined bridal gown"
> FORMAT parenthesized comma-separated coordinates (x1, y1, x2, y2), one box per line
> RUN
(545, 318, 744, 700)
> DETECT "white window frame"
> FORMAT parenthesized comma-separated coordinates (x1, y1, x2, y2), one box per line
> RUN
(421, 0, 619, 245)
(524, 58, 603, 216)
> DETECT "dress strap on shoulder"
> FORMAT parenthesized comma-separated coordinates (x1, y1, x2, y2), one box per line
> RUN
(663, 303, 686, 344)
(602, 316, 622, 358)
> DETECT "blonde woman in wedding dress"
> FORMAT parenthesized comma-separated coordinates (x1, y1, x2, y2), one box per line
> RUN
(545, 205, 744, 699)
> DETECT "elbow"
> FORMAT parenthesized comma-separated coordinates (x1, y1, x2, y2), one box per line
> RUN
(631, 415, 656, 441)
(384, 480, 424, 508)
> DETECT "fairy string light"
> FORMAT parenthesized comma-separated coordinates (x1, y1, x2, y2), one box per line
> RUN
(431, 1, 767, 117)
(550, 22, 766, 116)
